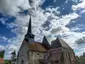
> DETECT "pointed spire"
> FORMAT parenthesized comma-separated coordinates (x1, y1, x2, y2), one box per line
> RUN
(27, 17, 32, 35)
(51, 37, 71, 48)
(25, 16, 35, 42)
(42, 36, 51, 49)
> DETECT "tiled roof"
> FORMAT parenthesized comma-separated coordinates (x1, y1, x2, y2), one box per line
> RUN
(28, 42, 47, 52)
(0, 58, 4, 63)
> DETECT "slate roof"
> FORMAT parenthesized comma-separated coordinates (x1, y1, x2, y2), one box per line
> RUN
(0, 58, 4, 64)
(42, 36, 51, 49)
(51, 37, 71, 49)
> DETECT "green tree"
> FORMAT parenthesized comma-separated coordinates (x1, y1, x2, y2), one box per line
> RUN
(4, 60, 11, 64)
(0, 50, 4, 58)
(76, 55, 85, 64)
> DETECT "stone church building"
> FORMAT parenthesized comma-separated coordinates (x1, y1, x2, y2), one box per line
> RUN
(44, 37, 76, 64)
(16, 17, 76, 64)
(17, 17, 51, 64)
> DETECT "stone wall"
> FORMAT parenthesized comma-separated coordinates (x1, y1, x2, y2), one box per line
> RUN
(29, 51, 45, 64)
(17, 41, 29, 64)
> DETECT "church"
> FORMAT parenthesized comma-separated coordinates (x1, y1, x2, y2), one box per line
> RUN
(16, 17, 76, 64)
(44, 37, 76, 64)
(16, 17, 51, 64)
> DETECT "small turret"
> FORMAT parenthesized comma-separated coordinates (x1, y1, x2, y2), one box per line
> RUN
(42, 36, 51, 49)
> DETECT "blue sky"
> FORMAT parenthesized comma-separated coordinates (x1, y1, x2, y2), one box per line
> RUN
(0, 0, 85, 59)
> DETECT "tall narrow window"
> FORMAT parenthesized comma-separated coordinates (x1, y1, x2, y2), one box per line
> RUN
(21, 60, 24, 64)
(66, 52, 68, 58)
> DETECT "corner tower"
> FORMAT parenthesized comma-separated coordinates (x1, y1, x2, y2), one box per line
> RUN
(42, 36, 51, 49)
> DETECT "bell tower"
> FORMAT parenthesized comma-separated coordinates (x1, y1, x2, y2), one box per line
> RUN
(24, 17, 35, 42)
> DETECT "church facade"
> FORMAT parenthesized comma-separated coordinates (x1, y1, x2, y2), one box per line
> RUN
(16, 17, 76, 64)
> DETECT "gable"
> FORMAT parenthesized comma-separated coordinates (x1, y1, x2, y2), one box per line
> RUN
(17, 40, 29, 64)
(51, 37, 71, 49)
(18, 40, 29, 55)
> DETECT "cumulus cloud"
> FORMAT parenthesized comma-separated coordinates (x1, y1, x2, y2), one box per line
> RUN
(0, 36, 8, 41)
(74, 36, 85, 56)
(4, 35, 23, 59)
(0, 0, 30, 16)
(0, 0, 45, 59)
(0, 0, 85, 59)
(71, 24, 85, 31)
(0, 45, 5, 51)
(76, 37, 85, 44)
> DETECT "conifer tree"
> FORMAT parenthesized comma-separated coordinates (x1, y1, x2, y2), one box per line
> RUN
(11, 51, 17, 64)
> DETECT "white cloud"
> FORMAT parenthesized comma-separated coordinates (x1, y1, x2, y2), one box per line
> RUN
(0, 0, 30, 16)
(0, 45, 5, 51)
(0, 18, 7, 24)
(29, 0, 45, 8)
(72, 0, 85, 12)
(71, 24, 85, 31)
(4, 34, 24, 59)
(0, 0, 46, 59)
(0, 0, 85, 59)
(0, 36, 8, 42)
(74, 44, 85, 56)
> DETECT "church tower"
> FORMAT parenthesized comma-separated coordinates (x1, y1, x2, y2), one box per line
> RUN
(24, 17, 35, 42)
